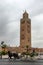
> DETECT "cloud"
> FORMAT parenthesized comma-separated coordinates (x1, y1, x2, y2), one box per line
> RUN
(32, 14, 43, 48)
(0, 0, 43, 47)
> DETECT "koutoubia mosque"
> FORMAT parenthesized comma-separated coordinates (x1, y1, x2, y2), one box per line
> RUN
(7, 11, 43, 53)
(0, 11, 43, 53)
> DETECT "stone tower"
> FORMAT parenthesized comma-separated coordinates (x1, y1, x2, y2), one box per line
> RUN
(20, 11, 31, 48)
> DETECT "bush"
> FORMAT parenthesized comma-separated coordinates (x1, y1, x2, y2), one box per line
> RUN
(1, 51, 7, 55)
(29, 53, 34, 57)
(29, 52, 38, 57)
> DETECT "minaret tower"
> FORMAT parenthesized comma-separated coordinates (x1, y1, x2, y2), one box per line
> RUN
(20, 11, 31, 48)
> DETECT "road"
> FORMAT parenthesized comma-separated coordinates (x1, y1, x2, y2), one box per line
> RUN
(0, 59, 43, 65)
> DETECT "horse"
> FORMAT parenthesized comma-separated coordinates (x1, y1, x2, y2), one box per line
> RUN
(7, 51, 19, 59)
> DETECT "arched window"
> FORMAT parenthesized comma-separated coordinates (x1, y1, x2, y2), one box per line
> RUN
(21, 21, 25, 24)
(27, 21, 30, 24)
(21, 35, 25, 39)
(27, 29, 30, 33)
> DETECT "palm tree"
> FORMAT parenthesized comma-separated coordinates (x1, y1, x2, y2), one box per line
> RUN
(26, 45, 29, 53)
(1, 44, 7, 51)
(0, 41, 7, 58)
(1, 41, 7, 51)
(1, 41, 4, 45)
(25, 45, 30, 58)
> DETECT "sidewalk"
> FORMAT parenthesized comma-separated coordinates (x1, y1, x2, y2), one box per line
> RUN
(2, 55, 8, 59)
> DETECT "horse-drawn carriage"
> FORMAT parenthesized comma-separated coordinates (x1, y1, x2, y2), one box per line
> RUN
(7, 51, 20, 59)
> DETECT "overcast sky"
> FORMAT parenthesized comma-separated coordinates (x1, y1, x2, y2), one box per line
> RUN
(0, 0, 43, 48)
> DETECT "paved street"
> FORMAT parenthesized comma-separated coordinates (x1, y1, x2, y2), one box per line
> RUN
(0, 59, 43, 65)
